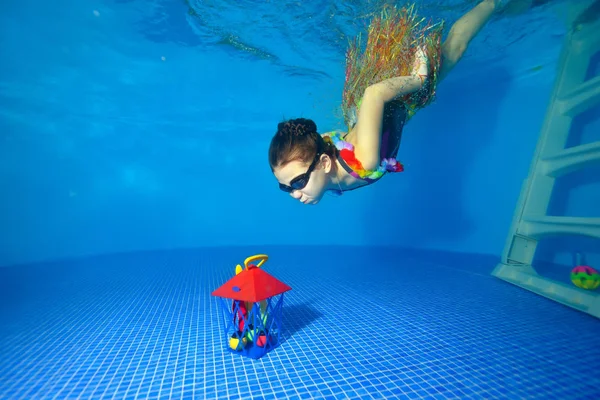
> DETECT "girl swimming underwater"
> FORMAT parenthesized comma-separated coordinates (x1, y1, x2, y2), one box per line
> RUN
(268, 0, 526, 205)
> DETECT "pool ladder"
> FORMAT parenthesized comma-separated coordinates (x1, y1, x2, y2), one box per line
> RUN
(492, 1, 600, 318)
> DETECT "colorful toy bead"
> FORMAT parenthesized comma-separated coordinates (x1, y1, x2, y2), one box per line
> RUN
(570, 265, 600, 290)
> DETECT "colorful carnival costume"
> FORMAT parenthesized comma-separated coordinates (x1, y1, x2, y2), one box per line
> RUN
(324, 4, 445, 187)
(342, 4, 444, 126)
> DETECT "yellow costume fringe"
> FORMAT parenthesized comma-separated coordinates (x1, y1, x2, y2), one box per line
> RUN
(342, 4, 445, 129)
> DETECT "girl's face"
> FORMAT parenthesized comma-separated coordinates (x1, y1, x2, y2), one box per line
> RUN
(273, 154, 331, 205)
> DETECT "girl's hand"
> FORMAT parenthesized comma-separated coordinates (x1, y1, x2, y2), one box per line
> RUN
(411, 46, 429, 83)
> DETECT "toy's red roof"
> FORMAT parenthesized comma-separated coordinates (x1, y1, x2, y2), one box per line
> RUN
(211, 265, 292, 302)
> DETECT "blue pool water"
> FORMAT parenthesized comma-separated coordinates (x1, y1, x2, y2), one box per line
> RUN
(1, 247, 599, 399)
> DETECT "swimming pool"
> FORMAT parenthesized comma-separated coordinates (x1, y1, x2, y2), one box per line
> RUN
(1, 0, 600, 398)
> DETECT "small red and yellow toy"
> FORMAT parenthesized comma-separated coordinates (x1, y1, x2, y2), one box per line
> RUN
(211, 254, 292, 359)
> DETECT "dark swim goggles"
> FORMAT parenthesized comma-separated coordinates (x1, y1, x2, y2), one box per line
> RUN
(279, 151, 322, 193)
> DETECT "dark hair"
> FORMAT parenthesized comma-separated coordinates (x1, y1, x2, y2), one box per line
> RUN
(268, 118, 336, 170)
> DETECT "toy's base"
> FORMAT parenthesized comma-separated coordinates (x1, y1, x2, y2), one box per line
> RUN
(227, 335, 280, 359)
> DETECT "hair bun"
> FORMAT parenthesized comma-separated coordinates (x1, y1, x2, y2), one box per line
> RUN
(277, 118, 317, 137)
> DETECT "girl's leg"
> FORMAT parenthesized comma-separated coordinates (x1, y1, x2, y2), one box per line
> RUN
(438, 0, 502, 81)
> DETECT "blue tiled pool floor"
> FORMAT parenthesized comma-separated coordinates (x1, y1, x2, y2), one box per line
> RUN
(1, 246, 599, 399)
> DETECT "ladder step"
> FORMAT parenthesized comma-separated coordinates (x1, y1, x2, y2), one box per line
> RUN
(492, 263, 600, 318)
(558, 75, 600, 116)
(540, 141, 600, 177)
(521, 216, 600, 239)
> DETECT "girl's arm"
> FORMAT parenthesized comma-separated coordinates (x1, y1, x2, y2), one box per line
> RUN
(352, 48, 428, 170)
